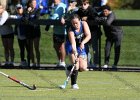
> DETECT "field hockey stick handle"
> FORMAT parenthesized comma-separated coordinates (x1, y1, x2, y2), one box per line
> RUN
(74, 52, 78, 62)
(0, 71, 9, 77)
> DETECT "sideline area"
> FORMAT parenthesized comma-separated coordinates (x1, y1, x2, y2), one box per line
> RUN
(0, 63, 140, 72)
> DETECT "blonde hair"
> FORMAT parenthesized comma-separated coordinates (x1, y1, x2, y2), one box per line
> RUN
(0, 0, 7, 9)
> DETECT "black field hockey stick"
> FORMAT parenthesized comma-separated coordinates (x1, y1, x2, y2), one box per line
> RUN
(0, 71, 36, 90)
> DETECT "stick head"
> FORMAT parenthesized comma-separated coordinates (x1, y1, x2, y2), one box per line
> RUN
(32, 84, 36, 90)
(29, 84, 36, 90)
(59, 85, 66, 89)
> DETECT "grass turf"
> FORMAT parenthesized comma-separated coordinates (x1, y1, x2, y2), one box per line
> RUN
(0, 69, 139, 100)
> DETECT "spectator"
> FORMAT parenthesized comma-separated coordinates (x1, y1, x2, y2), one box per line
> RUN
(65, 14, 91, 89)
(49, 0, 66, 67)
(77, 0, 102, 68)
(23, 0, 41, 67)
(36, 0, 48, 15)
(0, 3, 15, 66)
(9, 4, 28, 67)
(101, 5, 123, 68)
(91, 0, 108, 69)
(7, 0, 20, 14)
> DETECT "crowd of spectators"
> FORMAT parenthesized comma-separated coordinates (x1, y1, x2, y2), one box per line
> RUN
(0, 0, 123, 70)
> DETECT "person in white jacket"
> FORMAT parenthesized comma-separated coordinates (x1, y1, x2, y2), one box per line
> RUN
(0, 3, 15, 67)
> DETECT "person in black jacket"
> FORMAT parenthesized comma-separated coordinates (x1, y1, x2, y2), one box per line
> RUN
(23, 0, 41, 67)
(76, 0, 102, 68)
(101, 5, 123, 68)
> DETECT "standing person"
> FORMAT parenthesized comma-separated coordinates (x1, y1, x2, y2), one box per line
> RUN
(0, 3, 15, 66)
(90, 0, 108, 69)
(77, 0, 102, 68)
(65, 14, 91, 89)
(10, 4, 28, 67)
(23, 0, 41, 67)
(101, 5, 123, 68)
(49, 0, 66, 67)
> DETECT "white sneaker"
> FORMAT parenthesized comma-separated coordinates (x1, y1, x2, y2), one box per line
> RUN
(103, 64, 108, 68)
(71, 84, 79, 89)
(85, 68, 89, 71)
(59, 62, 66, 67)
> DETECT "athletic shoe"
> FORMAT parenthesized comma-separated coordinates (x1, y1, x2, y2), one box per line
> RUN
(20, 60, 27, 66)
(89, 64, 97, 71)
(59, 62, 66, 67)
(85, 68, 89, 71)
(89, 68, 93, 71)
(72, 84, 79, 89)
(93, 64, 98, 68)
(9, 62, 14, 67)
(112, 65, 117, 68)
(32, 63, 36, 67)
(4, 61, 9, 66)
(36, 64, 40, 67)
(103, 64, 108, 68)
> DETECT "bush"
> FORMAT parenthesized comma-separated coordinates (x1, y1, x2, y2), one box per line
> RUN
(107, 0, 140, 9)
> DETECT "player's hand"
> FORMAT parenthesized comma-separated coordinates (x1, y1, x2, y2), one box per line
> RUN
(27, 7, 32, 13)
(80, 42, 84, 51)
(61, 17, 65, 25)
(82, 17, 87, 21)
(74, 52, 78, 62)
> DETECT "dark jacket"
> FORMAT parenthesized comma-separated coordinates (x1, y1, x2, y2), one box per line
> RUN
(103, 12, 123, 38)
(92, 0, 102, 7)
(22, 8, 41, 38)
(76, 6, 99, 32)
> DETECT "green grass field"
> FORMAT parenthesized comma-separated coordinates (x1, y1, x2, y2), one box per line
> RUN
(0, 69, 140, 100)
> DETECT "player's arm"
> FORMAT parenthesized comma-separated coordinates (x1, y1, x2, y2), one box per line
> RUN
(68, 28, 77, 54)
(80, 21, 91, 49)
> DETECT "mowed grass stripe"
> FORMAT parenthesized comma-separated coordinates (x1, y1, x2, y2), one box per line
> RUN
(0, 69, 139, 100)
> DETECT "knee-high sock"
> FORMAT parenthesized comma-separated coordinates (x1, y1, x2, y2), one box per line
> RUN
(71, 70, 78, 85)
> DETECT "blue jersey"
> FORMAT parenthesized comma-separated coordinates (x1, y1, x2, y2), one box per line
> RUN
(65, 22, 87, 56)
(50, 2, 66, 35)
(36, 0, 48, 14)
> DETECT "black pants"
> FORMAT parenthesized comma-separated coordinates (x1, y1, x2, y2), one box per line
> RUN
(18, 39, 29, 61)
(91, 29, 102, 65)
(104, 34, 123, 65)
